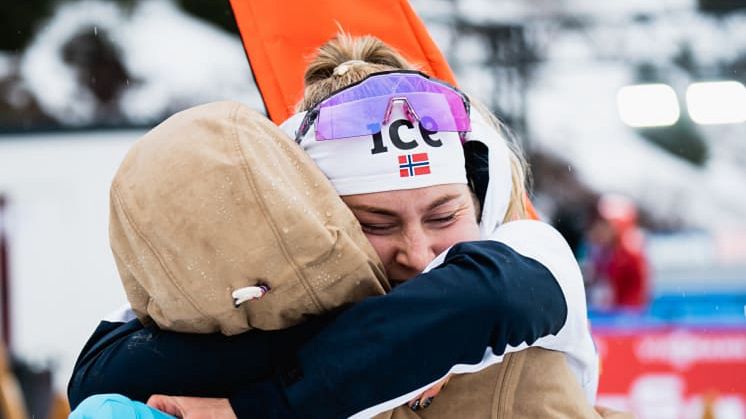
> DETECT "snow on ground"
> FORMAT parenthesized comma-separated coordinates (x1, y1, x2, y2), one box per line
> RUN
(19, 0, 263, 125)
(0, 130, 142, 392)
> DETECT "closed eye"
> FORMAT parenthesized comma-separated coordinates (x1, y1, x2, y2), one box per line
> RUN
(427, 213, 457, 225)
(361, 223, 397, 235)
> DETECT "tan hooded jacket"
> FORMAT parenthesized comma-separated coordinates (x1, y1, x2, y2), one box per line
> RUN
(110, 101, 603, 417)
(109, 101, 388, 335)
(376, 348, 602, 418)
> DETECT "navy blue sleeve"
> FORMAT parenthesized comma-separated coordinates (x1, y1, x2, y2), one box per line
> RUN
(231, 240, 567, 418)
(69, 240, 566, 418)
(67, 314, 331, 409)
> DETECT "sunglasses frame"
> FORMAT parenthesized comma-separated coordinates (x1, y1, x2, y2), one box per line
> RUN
(295, 70, 471, 143)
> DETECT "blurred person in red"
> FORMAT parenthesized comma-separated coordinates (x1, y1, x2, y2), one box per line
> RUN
(585, 194, 649, 310)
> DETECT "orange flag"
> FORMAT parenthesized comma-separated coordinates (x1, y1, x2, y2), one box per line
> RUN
(229, 0, 456, 124)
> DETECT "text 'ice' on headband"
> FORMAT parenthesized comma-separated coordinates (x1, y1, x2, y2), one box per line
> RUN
(282, 105, 467, 196)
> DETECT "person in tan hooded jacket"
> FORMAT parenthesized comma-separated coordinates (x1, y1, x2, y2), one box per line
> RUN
(108, 93, 389, 336)
(69, 35, 630, 419)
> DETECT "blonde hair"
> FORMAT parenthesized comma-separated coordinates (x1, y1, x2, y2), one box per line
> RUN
(298, 33, 416, 112)
(300, 33, 531, 222)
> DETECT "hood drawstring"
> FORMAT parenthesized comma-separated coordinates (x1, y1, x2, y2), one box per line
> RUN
(233, 284, 270, 307)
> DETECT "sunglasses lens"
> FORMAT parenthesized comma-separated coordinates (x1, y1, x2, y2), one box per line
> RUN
(316, 96, 389, 140)
(406, 92, 469, 132)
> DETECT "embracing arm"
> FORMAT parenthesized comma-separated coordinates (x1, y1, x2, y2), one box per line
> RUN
(268, 221, 595, 419)
(230, 238, 569, 418)
(66, 312, 331, 408)
(69, 232, 570, 418)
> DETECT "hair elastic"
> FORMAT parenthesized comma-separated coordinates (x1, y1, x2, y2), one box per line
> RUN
(333, 60, 369, 76)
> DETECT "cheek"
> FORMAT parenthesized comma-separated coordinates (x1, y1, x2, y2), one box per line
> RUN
(364, 234, 397, 266)
(437, 219, 480, 251)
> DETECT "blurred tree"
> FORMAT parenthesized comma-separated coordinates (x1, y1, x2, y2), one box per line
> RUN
(638, 117, 709, 166)
(672, 43, 698, 75)
(0, 59, 58, 131)
(728, 53, 746, 85)
(633, 62, 709, 166)
(0, 0, 56, 52)
(450, 20, 540, 141)
(0, 0, 236, 129)
(699, 0, 746, 13)
(176, 0, 239, 34)
(635, 62, 663, 83)
(59, 27, 132, 124)
(61, 28, 130, 105)
(0, 0, 234, 52)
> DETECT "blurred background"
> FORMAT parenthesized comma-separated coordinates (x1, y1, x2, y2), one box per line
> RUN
(0, 0, 745, 418)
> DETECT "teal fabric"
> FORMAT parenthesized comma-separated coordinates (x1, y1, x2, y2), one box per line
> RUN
(70, 394, 175, 419)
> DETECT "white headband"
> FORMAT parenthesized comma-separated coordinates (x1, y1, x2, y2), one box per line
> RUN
(281, 106, 513, 236)
(282, 104, 467, 196)
(466, 110, 513, 237)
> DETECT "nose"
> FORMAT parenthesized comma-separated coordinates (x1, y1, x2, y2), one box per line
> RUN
(394, 227, 437, 274)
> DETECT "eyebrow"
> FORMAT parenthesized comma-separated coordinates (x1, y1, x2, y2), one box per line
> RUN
(346, 204, 398, 217)
(426, 194, 462, 212)
(348, 194, 462, 217)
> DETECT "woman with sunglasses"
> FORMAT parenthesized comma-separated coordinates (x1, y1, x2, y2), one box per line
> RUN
(69, 34, 607, 418)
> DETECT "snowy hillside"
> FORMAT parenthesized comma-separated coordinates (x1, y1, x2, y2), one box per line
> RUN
(411, 0, 746, 231)
(18, 0, 263, 125)
(528, 60, 746, 230)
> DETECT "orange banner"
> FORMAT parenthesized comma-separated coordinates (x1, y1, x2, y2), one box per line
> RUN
(229, 0, 456, 123)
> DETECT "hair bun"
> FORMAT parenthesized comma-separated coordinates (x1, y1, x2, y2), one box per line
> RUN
(298, 33, 415, 111)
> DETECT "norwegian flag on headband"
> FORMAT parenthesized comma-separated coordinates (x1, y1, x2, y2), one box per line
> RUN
(398, 153, 431, 177)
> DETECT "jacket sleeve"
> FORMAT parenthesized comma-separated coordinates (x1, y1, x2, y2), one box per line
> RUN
(66, 314, 331, 409)
(69, 233, 570, 418)
(230, 237, 569, 419)
(489, 220, 598, 401)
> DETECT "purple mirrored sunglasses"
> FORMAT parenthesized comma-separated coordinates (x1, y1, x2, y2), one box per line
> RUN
(296, 70, 471, 142)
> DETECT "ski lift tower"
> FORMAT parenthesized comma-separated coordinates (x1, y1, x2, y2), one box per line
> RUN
(453, 18, 539, 144)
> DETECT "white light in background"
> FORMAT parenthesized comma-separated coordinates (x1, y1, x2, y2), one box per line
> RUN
(686, 81, 746, 125)
(617, 84, 680, 128)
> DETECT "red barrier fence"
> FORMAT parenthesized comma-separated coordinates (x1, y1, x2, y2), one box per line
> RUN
(593, 328, 746, 418)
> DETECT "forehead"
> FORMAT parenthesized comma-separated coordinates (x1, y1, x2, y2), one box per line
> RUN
(342, 184, 472, 213)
